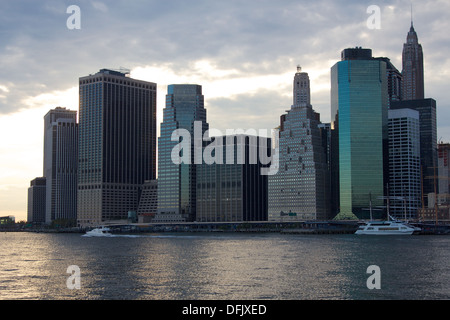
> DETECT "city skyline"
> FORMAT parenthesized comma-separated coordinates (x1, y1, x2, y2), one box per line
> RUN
(1, 1, 450, 221)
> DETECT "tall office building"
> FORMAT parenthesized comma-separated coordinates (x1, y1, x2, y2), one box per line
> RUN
(388, 108, 421, 219)
(390, 98, 437, 206)
(268, 67, 330, 221)
(27, 177, 46, 224)
(395, 20, 437, 207)
(43, 107, 78, 224)
(437, 143, 450, 207)
(375, 57, 402, 107)
(402, 21, 424, 101)
(77, 69, 157, 227)
(438, 143, 450, 198)
(156, 84, 208, 222)
(331, 48, 388, 220)
(318, 123, 339, 216)
(196, 134, 269, 222)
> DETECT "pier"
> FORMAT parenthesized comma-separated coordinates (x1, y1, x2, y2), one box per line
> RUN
(16, 219, 450, 235)
(97, 220, 450, 235)
(98, 220, 360, 234)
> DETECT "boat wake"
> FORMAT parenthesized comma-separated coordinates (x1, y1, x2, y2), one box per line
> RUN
(82, 233, 142, 238)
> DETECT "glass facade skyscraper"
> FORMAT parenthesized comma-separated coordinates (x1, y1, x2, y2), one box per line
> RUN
(156, 84, 208, 222)
(331, 48, 388, 220)
(77, 69, 157, 227)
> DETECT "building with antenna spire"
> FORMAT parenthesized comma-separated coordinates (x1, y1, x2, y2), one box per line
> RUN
(401, 8, 424, 101)
(391, 17, 438, 209)
(268, 66, 330, 221)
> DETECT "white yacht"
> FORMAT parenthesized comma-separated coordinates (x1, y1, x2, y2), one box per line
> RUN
(83, 226, 113, 237)
(355, 191, 421, 235)
(355, 217, 420, 235)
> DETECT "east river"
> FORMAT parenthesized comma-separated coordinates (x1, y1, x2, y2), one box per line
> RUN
(1, 231, 449, 300)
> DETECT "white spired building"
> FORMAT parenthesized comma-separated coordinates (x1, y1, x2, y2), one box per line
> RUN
(268, 67, 330, 221)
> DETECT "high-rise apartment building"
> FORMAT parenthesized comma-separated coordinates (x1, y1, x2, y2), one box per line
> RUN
(388, 108, 421, 219)
(77, 69, 157, 227)
(43, 107, 78, 224)
(402, 21, 424, 101)
(156, 84, 208, 222)
(268, 67, 330, 221)
(331, 48, 388, 220)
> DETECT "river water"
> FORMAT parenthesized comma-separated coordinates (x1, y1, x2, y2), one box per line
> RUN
(1, 232, 449, 300)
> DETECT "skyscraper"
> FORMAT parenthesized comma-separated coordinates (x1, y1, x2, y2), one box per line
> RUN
(331, 48, 388, 220)
(156, 84, 208, 222)
(196, 134, 269, 222)
(388, 108, 421, 219)
(27, 177, 46, 224)
(438, 143, 450, 198)
(401, 21, 424, 101)
(77, 69, 157, 227)
(43, 107, 78, 224)
(394, 20, 438, 208)
(268, 67, 330, 221)
(391, 98, 438, 206)
(375, 57, 402, 107)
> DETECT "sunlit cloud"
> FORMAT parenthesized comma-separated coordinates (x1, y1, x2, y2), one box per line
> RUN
(21, 86, 78, 112)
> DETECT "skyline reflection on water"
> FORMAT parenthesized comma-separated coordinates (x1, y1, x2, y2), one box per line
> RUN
(1, 232, 449, 300)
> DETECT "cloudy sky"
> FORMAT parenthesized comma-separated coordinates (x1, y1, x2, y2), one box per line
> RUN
(1, 0, 449, 221)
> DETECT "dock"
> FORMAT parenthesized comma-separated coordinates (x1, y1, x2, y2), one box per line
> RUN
(96, 220, 360, 234)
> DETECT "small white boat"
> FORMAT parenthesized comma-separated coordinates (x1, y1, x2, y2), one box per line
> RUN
(83, 226, 113, 237)
(355, 218, 420, 235)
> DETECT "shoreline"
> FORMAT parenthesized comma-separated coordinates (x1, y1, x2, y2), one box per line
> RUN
(4, 220, 450, 235)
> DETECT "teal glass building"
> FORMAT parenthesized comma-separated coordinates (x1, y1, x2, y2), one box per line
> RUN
(156, 84, 209, 222)
(331, 48, 388, 220)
